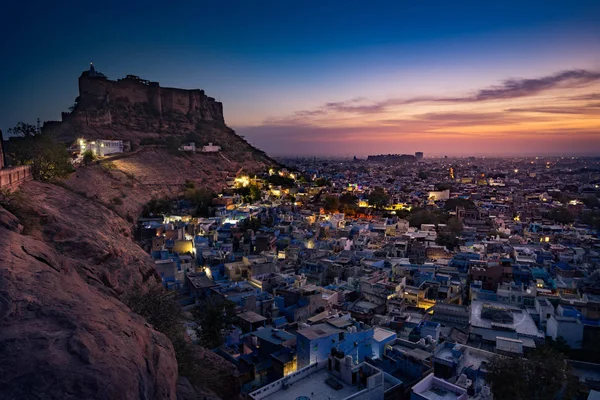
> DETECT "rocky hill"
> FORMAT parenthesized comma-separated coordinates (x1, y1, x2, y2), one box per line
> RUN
(43, 65, 275, 216)
(0, 182, 178, 399)
(0, 68, 273, 399)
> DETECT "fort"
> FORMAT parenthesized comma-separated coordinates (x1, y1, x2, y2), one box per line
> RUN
(71, 64, 224, 125)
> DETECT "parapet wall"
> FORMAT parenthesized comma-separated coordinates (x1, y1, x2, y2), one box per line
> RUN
(78, 73, 224, 123)
(0, 166, 33, 191)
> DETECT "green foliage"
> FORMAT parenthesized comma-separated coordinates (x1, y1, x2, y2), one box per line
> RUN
(184, 188, 216, 217)
(443, 198, 476, 212)
(368, 187, 390, 209)
(5, 124, 74, 182)
(486, 347, 578, 400)
(125, 285, 183, 339)
(323, 195, 340, 212)
(184, 180, 195, 189)
(235, 184, 261, 203)
(436, 233, 459, 250)
(191, 295, 238, 349)
(582, 195, 599, 208)
(581, 210, 600, 230)
(165, 136, 182, 154)
(142, 198, 173, 217)
(545, 207, 575, 224)
(249, 184, 262, 202)
(339, 193, 358, 205)
(407, 208, 449, 227)
(7, 121, 38, 138)
(82, 150, 96, 165)
(124, 285, 204, 385)
(314, 177, 331, 187)
(447, 216, 463, 235)
(239, 217, 262, 231)
(435, 182, 453, 191)
(267, 174, 296, 188)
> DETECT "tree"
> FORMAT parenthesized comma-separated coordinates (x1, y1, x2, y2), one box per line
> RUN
(368, 187, 389, 209)
(165, 136, 182, 154)
(323, 195, 340, 212)
(314, 177, 331, 187)
(268, 174, 296, 188)
(7, 121, 38, 138)
(5, 125, 74, 182)
(435, 182, 453, 191)
(486, 347, 577, 400)
(192, 295, 237, 349)
(184, 188, 216, 217)
(447, 217, 463, 235)
(142, 198, 173, 216)
(249, 184, 262, 202)
(545, 207, 574, 224)
(339, 193, 358, 205)
(444, 198, 476, 212)
(436, 233, 459, 250)
(82, 150, 96, 165)
(124, 285, 212, 388)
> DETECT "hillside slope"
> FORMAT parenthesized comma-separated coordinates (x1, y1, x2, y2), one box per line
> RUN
(42, 67, 275, 215)
(0, 182, 178, 399)
(0, 70, 269, 399)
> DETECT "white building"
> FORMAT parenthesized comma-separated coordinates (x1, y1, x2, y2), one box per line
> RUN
(535, 297, 555, 329)
(79, 139, 124, 157)
(179, 142, 196, 152)
(411, 373, 468, 400)
(202, 142, 221, 152)
(249, 354, 400, 400)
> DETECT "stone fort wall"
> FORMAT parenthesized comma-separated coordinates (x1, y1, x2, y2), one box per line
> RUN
(78, 73, 224, 123)
(0, 166, 33, 191)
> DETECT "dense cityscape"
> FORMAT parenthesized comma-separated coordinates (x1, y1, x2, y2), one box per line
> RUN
(1, 1, 599, 400)
(135, 153, 600, 399)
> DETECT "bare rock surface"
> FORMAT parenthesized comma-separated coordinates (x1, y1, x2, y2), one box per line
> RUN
(0, 205, 178, 400)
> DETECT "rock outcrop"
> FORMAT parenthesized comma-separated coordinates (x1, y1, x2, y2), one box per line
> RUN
(0, 194, 178, 399)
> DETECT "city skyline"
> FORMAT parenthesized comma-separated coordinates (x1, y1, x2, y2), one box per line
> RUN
(2, 0, 599, 156)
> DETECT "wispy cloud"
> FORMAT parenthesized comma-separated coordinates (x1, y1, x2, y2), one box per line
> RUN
(505, 104, 600, 114)
(463, 69, 600, 101)
(239, 68, 600, 156)
(271, 69, 600, 121)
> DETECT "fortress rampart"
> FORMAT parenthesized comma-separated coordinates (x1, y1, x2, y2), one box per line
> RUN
(77, 71, 224, 123)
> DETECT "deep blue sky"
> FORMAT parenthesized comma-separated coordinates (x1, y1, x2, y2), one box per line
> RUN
(1, 0, 599, 155)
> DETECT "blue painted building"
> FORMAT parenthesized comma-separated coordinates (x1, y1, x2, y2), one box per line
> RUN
(296, 316, 374, 369)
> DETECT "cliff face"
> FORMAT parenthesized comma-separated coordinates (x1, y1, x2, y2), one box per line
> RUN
(0, 182, 178, 399)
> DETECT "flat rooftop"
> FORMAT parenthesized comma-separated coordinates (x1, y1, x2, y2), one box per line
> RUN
(470, 300, 543, 338)
(373, 327, 396, 342)
(259, 368, 358, 400)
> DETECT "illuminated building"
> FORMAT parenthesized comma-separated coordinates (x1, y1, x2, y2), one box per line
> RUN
(79, 138, 124, 157)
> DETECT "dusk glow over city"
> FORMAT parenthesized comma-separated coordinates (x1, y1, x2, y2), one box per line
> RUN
(3, 2, 600, 399)
(2, 0, 599, 156)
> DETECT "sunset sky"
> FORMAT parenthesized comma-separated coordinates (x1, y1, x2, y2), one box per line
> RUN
(1, 0, 599, 156)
